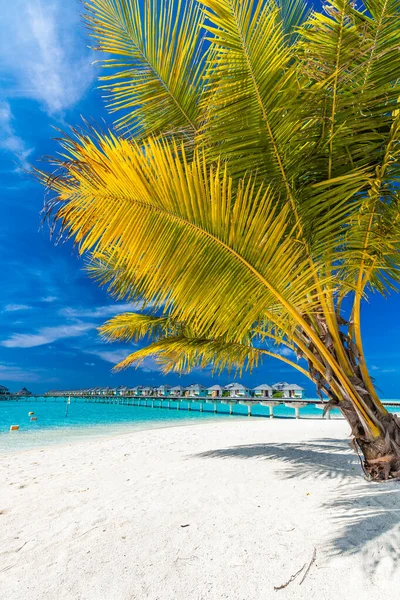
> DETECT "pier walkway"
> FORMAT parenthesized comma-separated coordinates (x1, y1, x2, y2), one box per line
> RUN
(3, 394, 400, 418)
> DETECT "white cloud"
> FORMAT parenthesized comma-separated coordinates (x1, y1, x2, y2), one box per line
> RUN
(274, 346, 295, 358)
(139, 357, 164, 373)
(85, 348, 162, 373)
(0, 101, 33, 169)
(3, 303, 32, 312)
(86, 348, 130, 365)
(1, 322, 95, 348)
(59, 303, 143, 319)
(41, 296, 58, 303)
(84, 362, 96, 367)
(0, 363, 46, 383)
(371, 364, 398, 374)
(0, 1, 94, 114)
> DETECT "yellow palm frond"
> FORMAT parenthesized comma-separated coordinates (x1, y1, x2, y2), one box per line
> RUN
(42, 130, 331, 346)
(99, 312, 175, 342)
(111, 333, 310, 380)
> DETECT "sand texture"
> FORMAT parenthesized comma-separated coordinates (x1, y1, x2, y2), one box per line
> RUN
(1, 418, 399, 599)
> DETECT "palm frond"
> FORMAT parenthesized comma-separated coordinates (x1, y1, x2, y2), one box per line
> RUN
(274, 0, 310, 42)
(111, 332, 310, 379)
(99, 312, 175, 342)
(42, 130, 330, 345)
(199, 0, 302, 185)
(84, 0, 206, 137)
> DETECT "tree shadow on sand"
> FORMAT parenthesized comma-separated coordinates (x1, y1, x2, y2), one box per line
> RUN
(194, 439, 400, 575)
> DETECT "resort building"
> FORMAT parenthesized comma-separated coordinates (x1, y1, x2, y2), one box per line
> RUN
(116, 386, 130, 396)
(224, 383, 251, 398)
(43, 381, 307, 400)
(170, 386, 186, 397)
(140, 386, 154, 396)
(100, 387, 114, 396)
(155, 385, 171, 396)
(207, 384, 224, 397)
(272, 382, 305, 399)
(185, 384, 207, 397)
(129, 386, 142, 396)
(15, 387, 32, 396)
(253, 384, 273, 398)
(0, 384, 10, 396)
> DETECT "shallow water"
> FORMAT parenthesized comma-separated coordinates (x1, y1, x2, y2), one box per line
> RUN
(1, 397, 399, 452)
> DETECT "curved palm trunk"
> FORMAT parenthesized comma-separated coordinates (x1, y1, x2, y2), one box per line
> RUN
(326, 393, 400, 481)
(305, 319, 400, 481)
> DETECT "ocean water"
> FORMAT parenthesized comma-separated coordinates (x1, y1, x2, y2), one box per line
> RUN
(1, 397, 399, 453)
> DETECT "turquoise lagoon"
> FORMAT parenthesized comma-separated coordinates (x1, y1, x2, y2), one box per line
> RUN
(1, 397, 399, 453)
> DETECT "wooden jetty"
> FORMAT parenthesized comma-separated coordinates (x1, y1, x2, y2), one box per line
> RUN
(3, 393, 399, 419)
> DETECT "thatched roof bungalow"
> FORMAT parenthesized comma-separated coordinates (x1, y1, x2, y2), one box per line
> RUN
(15, 387, 32, 396)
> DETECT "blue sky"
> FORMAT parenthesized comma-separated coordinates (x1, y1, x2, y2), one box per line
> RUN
(0, 0, 399, 397)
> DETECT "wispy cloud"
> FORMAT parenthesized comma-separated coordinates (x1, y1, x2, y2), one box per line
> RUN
(371, 365, 399, 374)
(3, 303, 32, 312)
(0, 1, 94, 114)
(86, 348, 131, 365)
(271, 345, 296, 358)
(59, 304, 142, 319)
(0, 101, 33, 169)
(41, 296, 58, 303)
(0, 363, 51, 383)
(139, 357, 164, 373)
(1, 322, 95, 348)
(84, 348, 162, 373)
(84, 362, 96, 367)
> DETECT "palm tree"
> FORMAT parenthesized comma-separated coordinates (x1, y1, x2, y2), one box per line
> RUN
(40, 0, 400, 480)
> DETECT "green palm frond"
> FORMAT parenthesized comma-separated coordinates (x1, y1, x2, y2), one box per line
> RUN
(296, 0, 400, 180)
(84, 0, 206, 137)
(275, 0, 310, 41)
(199, 0, 302, 184)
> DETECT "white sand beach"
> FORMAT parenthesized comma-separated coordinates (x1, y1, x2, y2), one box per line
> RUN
(1, 418, 399, 600)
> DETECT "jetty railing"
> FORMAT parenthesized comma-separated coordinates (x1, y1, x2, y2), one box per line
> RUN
(3, 393, 400, 418)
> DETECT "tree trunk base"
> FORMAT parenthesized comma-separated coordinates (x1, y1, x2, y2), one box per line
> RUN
(362, 453, 400, 481)
(331, 398, 400, 481)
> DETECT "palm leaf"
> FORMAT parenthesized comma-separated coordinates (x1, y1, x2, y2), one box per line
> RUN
(111, 331, 310, 379)
(84, 0, 206, 137)
(42, 130, 329, 346)
(99, 312, 176, 342)
(199, 0, 302, 186)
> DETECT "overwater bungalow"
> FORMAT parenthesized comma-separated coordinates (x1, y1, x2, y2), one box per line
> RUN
(141, 386, 154, 397)
(100, 387, 114, 396)
(129, 386, 142, 396)
(185, 384, 207, 397)
(0, 384, 10, 397)
(272, 382, 305, 399)
(207, 384, 224, 397)
(253, 384, 273, 398)
(224, 383, 250, 398)
(155, 385, 171, 397)
(170, 385, 186, 397)
(15, 387, 32, 396)
(116, 386, 129, 396)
